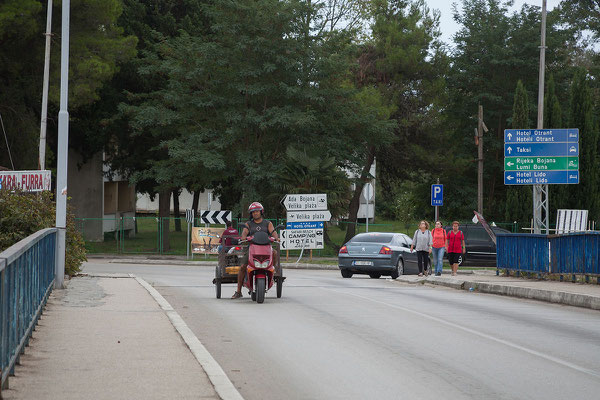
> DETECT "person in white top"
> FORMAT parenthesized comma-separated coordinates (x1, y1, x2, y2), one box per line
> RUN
(410, 220, 432, 276)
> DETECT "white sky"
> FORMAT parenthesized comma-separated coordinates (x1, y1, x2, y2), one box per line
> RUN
(427, 0, 563, 46)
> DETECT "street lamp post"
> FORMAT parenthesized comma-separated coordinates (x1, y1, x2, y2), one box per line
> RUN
(55, 0, 70, 289)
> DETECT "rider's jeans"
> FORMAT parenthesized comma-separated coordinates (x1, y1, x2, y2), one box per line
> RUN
(432, 247, 445, 275)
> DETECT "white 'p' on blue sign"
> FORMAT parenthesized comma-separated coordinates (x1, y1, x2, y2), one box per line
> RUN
(431, 184, 443, 207)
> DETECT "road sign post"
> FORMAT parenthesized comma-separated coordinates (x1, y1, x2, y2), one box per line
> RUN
(504, 128, 579, 234)
(283, 194, 329, 252)
(431, 183, 443, 222)
(504, 129, 579, 186)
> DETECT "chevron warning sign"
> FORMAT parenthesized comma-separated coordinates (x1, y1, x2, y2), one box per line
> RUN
(200, 210, 232, 225)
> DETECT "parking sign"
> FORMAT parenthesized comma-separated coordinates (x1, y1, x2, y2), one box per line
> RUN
(431, 184, 443, 206)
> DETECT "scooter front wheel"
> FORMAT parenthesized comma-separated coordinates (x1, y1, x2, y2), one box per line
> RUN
(256, 277, 266, 303)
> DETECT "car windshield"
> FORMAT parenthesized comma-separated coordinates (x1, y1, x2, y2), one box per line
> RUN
(350, 233, 394, 243)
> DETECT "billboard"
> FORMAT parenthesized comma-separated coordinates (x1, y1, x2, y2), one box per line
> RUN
(0, 170, 51, 192)
(191, 227, 225, 254)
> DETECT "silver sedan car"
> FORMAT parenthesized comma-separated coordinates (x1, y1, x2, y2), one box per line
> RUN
(338, 232, 419, 279)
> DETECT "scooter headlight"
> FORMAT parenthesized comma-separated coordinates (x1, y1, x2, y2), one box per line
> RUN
(254, 259, 267, 268)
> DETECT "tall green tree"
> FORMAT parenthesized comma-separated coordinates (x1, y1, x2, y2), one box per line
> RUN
(446, 0, 578, 220)
(505, 80, 532, 225)
(553, 69, 600, 220)
(0, 0, 136, 170)
(355, 0, 447, 231)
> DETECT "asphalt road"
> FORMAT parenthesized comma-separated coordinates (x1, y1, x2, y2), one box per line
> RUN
(83, 261, 600, 400)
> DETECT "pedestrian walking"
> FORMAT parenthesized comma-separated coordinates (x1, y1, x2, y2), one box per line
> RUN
(431, 220, 447, 276)
(410, 220, 432, 276)
(446, 221, 465, 276)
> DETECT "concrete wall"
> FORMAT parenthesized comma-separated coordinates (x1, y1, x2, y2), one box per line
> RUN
(67, 150, 104, 241)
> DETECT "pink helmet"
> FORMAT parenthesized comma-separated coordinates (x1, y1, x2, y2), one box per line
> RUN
(248, 202, 264, 214)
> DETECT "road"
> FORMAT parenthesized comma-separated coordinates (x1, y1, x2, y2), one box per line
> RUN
(83, 261, 600, 400)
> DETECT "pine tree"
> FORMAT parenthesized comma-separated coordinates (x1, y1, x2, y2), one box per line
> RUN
(505, 80, 532, 225)
(563, 70, 600, 221)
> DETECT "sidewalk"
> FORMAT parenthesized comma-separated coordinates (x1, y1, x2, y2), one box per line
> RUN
(397, 271, 600, 311)
(1, 276, 226, 400)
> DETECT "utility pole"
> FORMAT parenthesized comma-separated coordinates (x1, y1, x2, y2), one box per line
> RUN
(476, 105, 488, 215)
(55, 0, 70, 289)
(39, 0, 53, 170)
(533, 0, 549, 234)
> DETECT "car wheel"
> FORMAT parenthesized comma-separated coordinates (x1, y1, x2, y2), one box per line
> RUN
(369, 273, 381, 279)
(391, 258, 403, 279)
(341, 269, 353, 278)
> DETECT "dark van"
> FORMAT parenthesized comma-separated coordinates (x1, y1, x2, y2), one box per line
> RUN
(445, 224, 510, 267)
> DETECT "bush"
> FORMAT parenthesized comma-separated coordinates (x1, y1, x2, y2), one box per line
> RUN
(0, 189, 86, 276)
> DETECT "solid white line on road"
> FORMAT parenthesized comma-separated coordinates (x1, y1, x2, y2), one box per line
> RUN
(325, 287, 600, 379)
(132, 274, 244, 400)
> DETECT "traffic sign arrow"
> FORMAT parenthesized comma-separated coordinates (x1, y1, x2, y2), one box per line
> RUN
(507, 161, 514, 167)
(507, 132, 512, 140)
(507, 146, 513, 155)
(507, 175, 514, 181)
(286, 210, 332, 222)
(283, 194, 327, 211)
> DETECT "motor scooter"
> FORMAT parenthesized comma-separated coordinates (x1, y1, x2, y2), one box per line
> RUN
(242, 230, 280, 303)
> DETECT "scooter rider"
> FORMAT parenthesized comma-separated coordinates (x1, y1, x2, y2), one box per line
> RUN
(231, 202, 279, 299)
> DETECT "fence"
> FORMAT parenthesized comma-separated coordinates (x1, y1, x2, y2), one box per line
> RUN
(496, 233, 550, 274)
(496, 232, 600, 278)
(549, 232, 600, 278)
(1, 228, 56, 392)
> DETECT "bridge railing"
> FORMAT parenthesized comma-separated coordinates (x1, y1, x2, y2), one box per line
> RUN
(496, 232, 600, 277)
(496, 233, 550, 274)
(549, 232, 600, 277)
(1, 228, 56, 392)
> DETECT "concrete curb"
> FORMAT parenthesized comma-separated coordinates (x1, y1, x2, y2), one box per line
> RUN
(399, 275, 600, 311)
(132, 274, 244, 400)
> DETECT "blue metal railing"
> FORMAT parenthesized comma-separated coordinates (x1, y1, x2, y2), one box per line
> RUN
(496, 233, 550, 274)
(549, 232, 600, 276)
(497, 232, 600, 277)
(1, 228, 56, 392)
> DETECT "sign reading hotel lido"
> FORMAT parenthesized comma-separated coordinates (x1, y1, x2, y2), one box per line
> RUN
(0, 170, 51, 192)
(504, 128, 580, 185)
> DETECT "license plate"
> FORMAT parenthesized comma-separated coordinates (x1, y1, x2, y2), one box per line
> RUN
(225, 266, 240, 275)
(353, 260, 373, 266)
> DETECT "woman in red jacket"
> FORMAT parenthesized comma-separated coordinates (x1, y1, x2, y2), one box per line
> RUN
(446, 221, 466, 276)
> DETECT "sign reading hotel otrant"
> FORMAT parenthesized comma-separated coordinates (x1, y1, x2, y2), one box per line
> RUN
(0, 170, 51, 192)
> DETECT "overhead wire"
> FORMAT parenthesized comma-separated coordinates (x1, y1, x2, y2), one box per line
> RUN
(0, 112, 15, 170)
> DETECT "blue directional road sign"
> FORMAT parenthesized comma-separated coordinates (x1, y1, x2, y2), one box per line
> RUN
(504, 129, 579, 143)
(286, 221, 324, 230)
(504, 170, 579, 185)
(504, 142, 579, 157)
(431, 184, 443, 206)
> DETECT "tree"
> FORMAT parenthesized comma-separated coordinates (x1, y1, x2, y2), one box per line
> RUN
(352, 0, 446, 234)
(505, 80, 532, 225)
(0, 0, 136, 170)
(446, 0, 579, 220)
(553, 69, 600, 220)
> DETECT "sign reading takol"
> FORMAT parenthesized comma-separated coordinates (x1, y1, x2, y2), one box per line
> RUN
(0, 170, 51, 192)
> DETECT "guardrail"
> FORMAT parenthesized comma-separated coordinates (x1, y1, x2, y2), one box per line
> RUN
(1, 228, 56, 392)
(549, 232, 600, 279)
(496, 232, 600, 279)
(496, 233, 550, 274)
